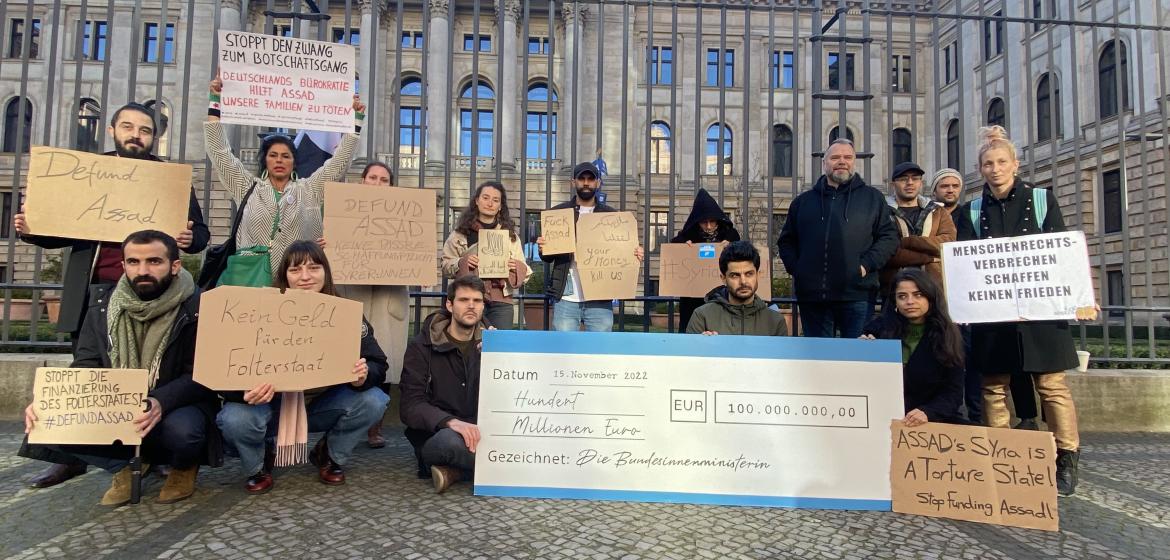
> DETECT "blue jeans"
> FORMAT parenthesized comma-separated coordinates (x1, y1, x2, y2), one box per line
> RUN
(421, 428, 476, 474)
(798, 301, 870, 339)
(217, 386, 389, 476)
(553, 299, 614, 332)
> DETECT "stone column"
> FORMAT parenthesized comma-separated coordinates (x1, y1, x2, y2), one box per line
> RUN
(219, 0, 242, 32)
(558, 2, 585, 173)
(424, 0, 451, 171)
(355, 0, 377, 160)
(497, 0, 521, 172)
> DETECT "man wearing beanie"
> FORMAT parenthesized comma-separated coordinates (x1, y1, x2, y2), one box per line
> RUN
(931, 168, 964, 214)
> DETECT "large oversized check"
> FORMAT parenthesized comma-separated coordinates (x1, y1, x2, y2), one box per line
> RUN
(475, 331, 904, 510)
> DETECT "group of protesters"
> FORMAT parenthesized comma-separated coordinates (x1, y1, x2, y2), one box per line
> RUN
(11, 74, 1090, 505)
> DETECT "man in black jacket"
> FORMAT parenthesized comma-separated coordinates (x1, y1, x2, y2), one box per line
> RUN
(14, 102, 211, 488)
(778, 139, 898, 338)
(536, 162, 643, 332)
(400, 276, 490, 493)
(22, 230, 219, 506)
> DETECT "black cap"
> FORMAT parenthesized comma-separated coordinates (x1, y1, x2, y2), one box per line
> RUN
(891, 161, 925, 180)
(573, 161, 600, 179)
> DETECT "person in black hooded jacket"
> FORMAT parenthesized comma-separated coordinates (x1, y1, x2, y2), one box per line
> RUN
(670, 188, 741, 332)
(777, 139, 898, 338)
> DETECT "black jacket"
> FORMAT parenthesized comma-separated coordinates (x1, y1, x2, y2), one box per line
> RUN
(671, 188, 741, 244)
(20, 152, 210, 333)
(863, 315, 966, 424)
(218, 317, 389, 403)
(954, 179, 1079, 373)
(400, 310, 488, 433)
(75, 288, 223, 466)
(539, 199, 618, 300)
(777, 174, 898, 302)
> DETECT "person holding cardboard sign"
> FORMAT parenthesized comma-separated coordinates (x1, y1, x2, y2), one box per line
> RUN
(441, 181, 530, 329)
(22, 230, 219, 506)
(861, 269, 967, 426)
(14, 102, 210, 489)
(670, 188, 741, 333)
(215, 241, 389, 494)
(953, 125, 1091, 496)
(204, 74, 363, 284)
(536, 162, 644, 332)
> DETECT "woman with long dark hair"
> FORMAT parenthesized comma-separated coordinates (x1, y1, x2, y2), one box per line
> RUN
(861, 268, 966, 426)
(216, 241, 389, 494)
(441, 181, 531, 329)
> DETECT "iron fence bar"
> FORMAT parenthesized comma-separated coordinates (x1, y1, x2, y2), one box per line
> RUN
(1133, 0, 1156, 360)
(617, 1, 628, 332)
(469, 0, 481, 190)
(641, 0, 653, 332)
(715, 2, 725, 205)
(1089, 0, 1110, 359)
(1151, 0, 1170, 360)
(1110, 0, 1133, 360)
(692, 4, 701, 191)
(667, 0, 679, 332)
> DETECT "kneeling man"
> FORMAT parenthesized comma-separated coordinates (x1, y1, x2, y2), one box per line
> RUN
(400, 276, 490, 493)
(687, 241, 788, 336)
(22, 230, 218, 506)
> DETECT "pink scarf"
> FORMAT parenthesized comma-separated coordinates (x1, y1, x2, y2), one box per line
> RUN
(274, 392, 308, 466)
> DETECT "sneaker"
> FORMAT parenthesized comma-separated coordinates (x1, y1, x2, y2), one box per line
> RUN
(1014, 418, 1040, 430)
(431, 465, 461, 494)
(158, 466, 199, 504)
(1056, 449, 1080, 496)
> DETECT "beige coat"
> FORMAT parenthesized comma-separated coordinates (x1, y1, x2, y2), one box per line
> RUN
(441, 228, 532, 298)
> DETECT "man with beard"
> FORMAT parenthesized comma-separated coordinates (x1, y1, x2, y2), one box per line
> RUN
(687, 241, 787, 337)
(877, 161, 956, 295)
(536, 162, 644, 332)
(400, 276, 491, 493)
(22, 230, 219, 506)
(14, 103, 211, 488)
(778, 139, 898, 338)
(931, 168, 964, 215)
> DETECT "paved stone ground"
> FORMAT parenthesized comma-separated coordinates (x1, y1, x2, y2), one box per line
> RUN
(0, 422, 1166, 560)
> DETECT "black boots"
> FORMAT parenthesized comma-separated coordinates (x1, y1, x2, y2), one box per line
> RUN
(1056, 448, 1080, 496)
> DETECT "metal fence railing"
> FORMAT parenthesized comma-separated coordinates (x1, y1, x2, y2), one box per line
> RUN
(1, 0, 1167, 367)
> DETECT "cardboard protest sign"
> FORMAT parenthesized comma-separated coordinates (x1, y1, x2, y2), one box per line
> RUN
(477, 229, 511, 279)
(658, 242, 772, 300)
(890, 420, 1059, 531)
(28, 368, 148, 446)
(942, 231, 1096, 323)
(22, 146, 192, 242)
(193, 286, 364, 391)
(576, 212, 639, 300)
(323, 182, 438, 286)
(540, 208, 576, 255)
(217, 30, 356, 133)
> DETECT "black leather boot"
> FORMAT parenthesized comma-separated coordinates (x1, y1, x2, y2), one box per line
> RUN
(1056, 448, 1080, 496)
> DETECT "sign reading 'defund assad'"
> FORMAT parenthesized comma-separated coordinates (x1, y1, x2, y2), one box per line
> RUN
(217, 30, 356, 133)
(942, 231, 1096, 324)
(323, 183, 438, 286)
(28, 368, 149, 446)
(23, 146, 192, 243)
(475, 331, 905, 509)
(193, 287, 363, 391)
(890, 421, 1059, 531)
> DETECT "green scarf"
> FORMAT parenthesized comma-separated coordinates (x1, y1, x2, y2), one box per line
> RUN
(107, 268, 196, 388)
(902, 322, 926, 364)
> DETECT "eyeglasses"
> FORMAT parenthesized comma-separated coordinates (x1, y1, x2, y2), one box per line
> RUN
(894, 175, 924, 185)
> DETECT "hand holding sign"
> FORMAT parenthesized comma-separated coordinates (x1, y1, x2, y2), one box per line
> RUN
(477, 229, 511, 279)
(539, 208, 575, 255)
(27, 368, 149, 446)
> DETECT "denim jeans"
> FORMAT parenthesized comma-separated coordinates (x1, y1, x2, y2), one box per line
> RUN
(60, 405, 208, 473)
(483, 300, 515, 330)
(552, 299, 614, 332)
(798, 301, 871, 338)
(420, 428, 476, 474)
(217, 386, 389, 476)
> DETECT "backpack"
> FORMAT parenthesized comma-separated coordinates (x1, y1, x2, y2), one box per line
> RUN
(968, 187, 1049, 239)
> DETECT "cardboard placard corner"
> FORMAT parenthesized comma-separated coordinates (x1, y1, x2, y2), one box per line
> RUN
(28, 367, 149, 446)
(540, 208, 576, 255)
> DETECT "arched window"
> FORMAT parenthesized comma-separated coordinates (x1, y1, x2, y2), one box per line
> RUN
(76, 98, 101, 153)
(1037, 72, 1062, 142)
(946, 119, 960, 170)
(705, 123, 732, 175)
(771, 124, 793, 177)
(2, 97, 32, 153)
(459, 80, 495, 157)
(829, 125, 854, 144)
(1098, 41, 1130, 119)
(892, 128, 912, 166)
(650, 121, 671, 174)
(144, 100, 170, 158)
(987, 97, 1005, 127)
(526, 82, 557, 160)
(398, 77, 423, 157)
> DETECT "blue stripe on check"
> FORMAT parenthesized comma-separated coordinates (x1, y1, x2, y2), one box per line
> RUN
(474, 485, 891, 511)
(482, 330, 900, 363)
